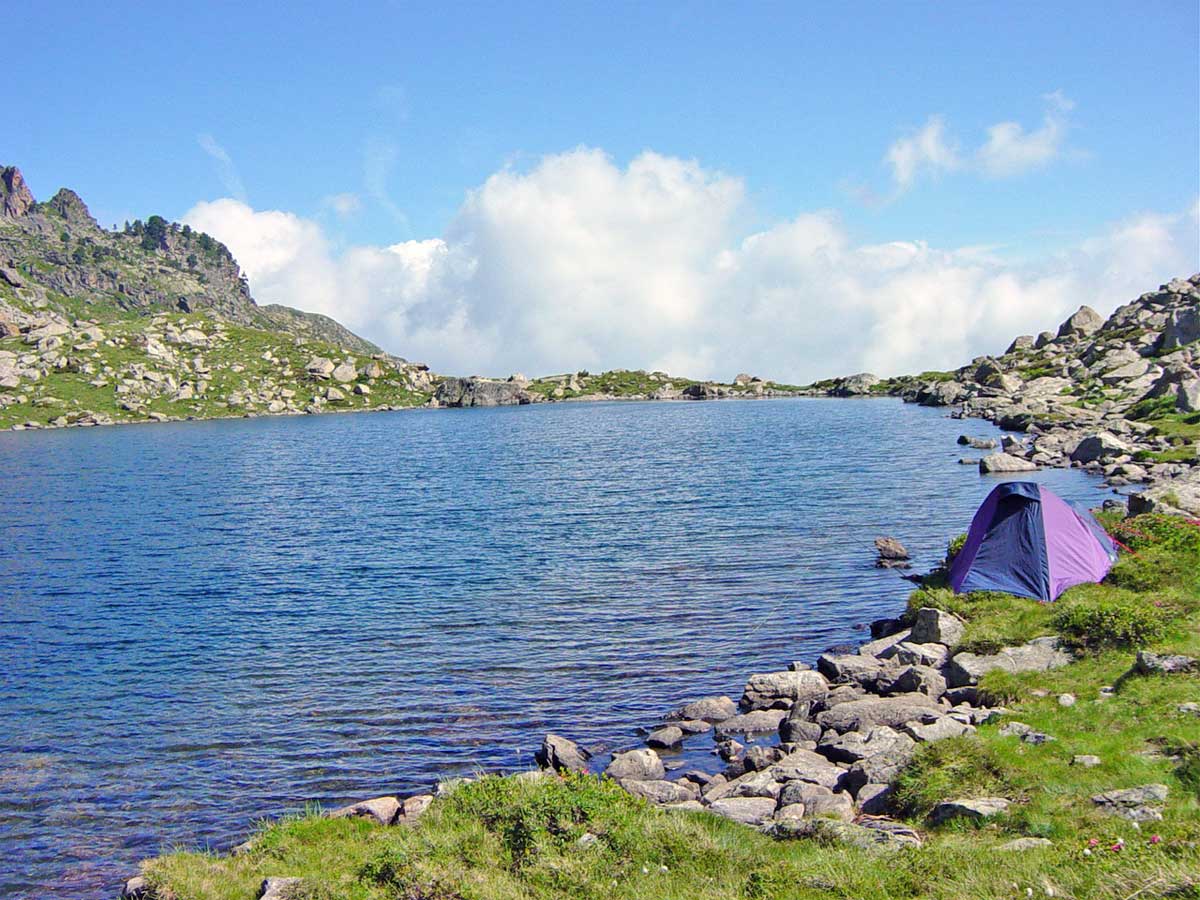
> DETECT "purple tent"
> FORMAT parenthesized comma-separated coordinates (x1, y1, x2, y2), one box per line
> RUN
(949, 482, 1118, 601)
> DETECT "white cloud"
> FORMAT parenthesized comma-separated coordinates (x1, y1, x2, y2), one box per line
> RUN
(886, 93, 1075, 191)
(886, 116, 962, 190)
(977, 91, 1073, 177)
(197, 134, 247, 203)
(184, 148, 1198, 383)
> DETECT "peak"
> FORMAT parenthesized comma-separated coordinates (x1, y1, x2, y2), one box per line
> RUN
(1, 165, 36, 218)
(47, 188, 98, 230)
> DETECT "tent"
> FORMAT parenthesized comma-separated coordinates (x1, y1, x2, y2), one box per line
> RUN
(949, 481, 1118, 601)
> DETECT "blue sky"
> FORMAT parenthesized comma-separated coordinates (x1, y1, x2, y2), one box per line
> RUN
(7, 2, 1200, 379)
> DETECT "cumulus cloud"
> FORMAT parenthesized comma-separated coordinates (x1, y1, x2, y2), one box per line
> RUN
(197, 134, 247, 203)
(184, 148, 1198, 383)
(886, 93, 1075, 191)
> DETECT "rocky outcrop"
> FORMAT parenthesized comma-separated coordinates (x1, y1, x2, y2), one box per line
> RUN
(0, 166, 35, 218)
(434, 376, 530, 408)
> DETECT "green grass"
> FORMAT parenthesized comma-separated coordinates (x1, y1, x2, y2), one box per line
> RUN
(139, 514, 1200, 899)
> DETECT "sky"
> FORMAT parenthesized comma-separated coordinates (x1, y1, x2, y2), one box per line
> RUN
(7, 1, 1199, 381)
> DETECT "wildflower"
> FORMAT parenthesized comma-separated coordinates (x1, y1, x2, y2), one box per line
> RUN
(1110, 840, 1124, 852)
(1149, 834, 1162, 845)
(1087, 838, 1099, 847)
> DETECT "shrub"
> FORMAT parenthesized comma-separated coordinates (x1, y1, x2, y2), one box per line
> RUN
(945, 533, 967, 565)
(891, 738, 1014, 820)
(1052, 594, 1167, 649)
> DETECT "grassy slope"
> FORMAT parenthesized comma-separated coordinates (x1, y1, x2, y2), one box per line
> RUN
(141, 515, 1200, 900)
(0, 311, 431, 429)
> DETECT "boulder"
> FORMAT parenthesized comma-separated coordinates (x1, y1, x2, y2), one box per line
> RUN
(1070, 431, 1131, 463)
(740, 670, 828, 710)
(1071, 755, 1102, 768)
(929, 797, 1010, 825)
(1133, 650, 1199, 675)
(770, 748, 847, 790)
(605, 749, 664, 781)
(535, 734, 592, 773)
(830, 373, 879, 396)
(908, 608, 965, 647)
(306, 357, 335, 377)
(1091, 784, 1168, 821)
(328, 795, 401, 826)
(815, 695, 940, 734)
(857, 783, 893, 814)
(120, 876, 151, 899)
(874, 536, 911, 568)
(435, 376, 530, 407)
(1161, 304, 1200, 351)
(668, 696, 737, 723)
(779, 704, 822, 744)
(621, 779, 698, 804)
(817, 725, 912, 765)
(706, 796, 778, 825)
(878, 665, 947, 700)
(1128, 478, 1200, 517)
(402, 794, 433, 820)
(889, 641, 950, 668)
(979, 452, 1037, 473)
(714, 709, 788, 737)
(858, 628, 912, 658)
(259, 878, 306, 900)
(946, 637, 1072, 687)
(331, 362, 358, 383)
(842, 739, 918, 794)
(1006, 335, 1035, 353)
(769, 816, 921, 850)
(1057, 306, 1104, 338)
(777, 781, 854, 821)
(816, 653, 895, 687)
(646, 725, 683, 749)
(901, 716, 974, 743)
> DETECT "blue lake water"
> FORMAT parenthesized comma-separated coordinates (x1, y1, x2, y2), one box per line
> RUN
(0, 398, 1113, 898)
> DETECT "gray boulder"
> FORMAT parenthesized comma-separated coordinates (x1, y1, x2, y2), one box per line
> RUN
(1161, 304, 1200, 350)
(830, 373, 880, 396)
(909, 607, 965, 647)
(815, 695, 940, 733)
(816, 653, 895, 688)
(929, 797, 1010, 825)
(259, 879, 306, 900)
(770, 748, 847, 790)
(1057, 306, 1104, 338)
(328, 795, 401, 826)
(979, 452, 1037, 473)
(946, 637, 1072, 687)
(776, 781, 854, 821)
(817, 725, 912, 765)
(901, 716, 974, 743)
(605, 749, 664, 781)
(779, 703, 822, 744)
(435, 376, 530, 408)
(714, 709, 788, 737)
(1133, 650, 1199, 675)
(1128, 477, 1200, 517)
(669, 696, 737, 723)
(621, 779, 698, 804)
(879, 665, 947, 700)
(646, 725, 683, 749)
(740, 669, 828, 710)
(535, 734, 592, 773)
(1091, 784, 1168, 821)
(1070, 431, 1131, 463)
(889, 641, 950, 668)
(707, 796, 778, 825)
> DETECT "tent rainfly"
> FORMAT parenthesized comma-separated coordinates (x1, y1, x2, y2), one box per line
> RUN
(949, 481, 1118, 602)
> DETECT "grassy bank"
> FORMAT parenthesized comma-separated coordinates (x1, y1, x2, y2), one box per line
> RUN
(137, 514, 1200, 899)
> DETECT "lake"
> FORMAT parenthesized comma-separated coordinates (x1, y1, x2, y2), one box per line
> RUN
(0, 398, 1113, 898)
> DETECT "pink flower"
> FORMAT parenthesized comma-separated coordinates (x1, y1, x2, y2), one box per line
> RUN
(1149, 835, 1161, 845)
(1110, 840, 1124, 852)
(1088, 838, 1099, 847)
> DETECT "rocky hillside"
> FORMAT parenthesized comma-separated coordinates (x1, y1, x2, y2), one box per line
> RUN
(815, 276, 1200, 515)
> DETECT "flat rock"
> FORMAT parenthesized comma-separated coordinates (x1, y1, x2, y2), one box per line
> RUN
(902, 716, 974, 743)
(929, 797, 1010, 825)
(817, 652, 895, 687)
(770, 748, 847, 790)
(706, 796, 778, 825)
(980, 452, 1038, 473)
(1134, 650, 1199, 675)
(714, 709, 788, 737)
(328, 795, 401, 826)
(776, 781, 855, 821)
(815, 695, 939, 734)
(646, 725, 683, 749)
(946, 637, 1072, 687)
(888, 641, 950, 668)
(769, 816, 921, 850)
(605, 748, 664, 781)
(1071, 755, 1102, 768)
(740, 669, 828, 710)
(669, 695, 737, 723)
(1091, 784, 1168, 821)
(620, 779, 698, 804)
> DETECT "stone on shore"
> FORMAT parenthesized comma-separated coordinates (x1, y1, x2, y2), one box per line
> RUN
(646, 725, 684, 748)
(668, 695, 737, 723)
(908, 607, 965, 647)
(535, 734, 592, 773)
(605, 748, 665, 781)
(946, 637, 1072, 687)
(740, 669, 828, 710)
(776, 781, 855, 821)
(713, 709, 788, 737)
(979, 452, 1037, 473)
(706, 796, 778, 825)
(328, 795, 401, 826)
(815, 695, 940, 733)
(620, 779, 698, 804)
